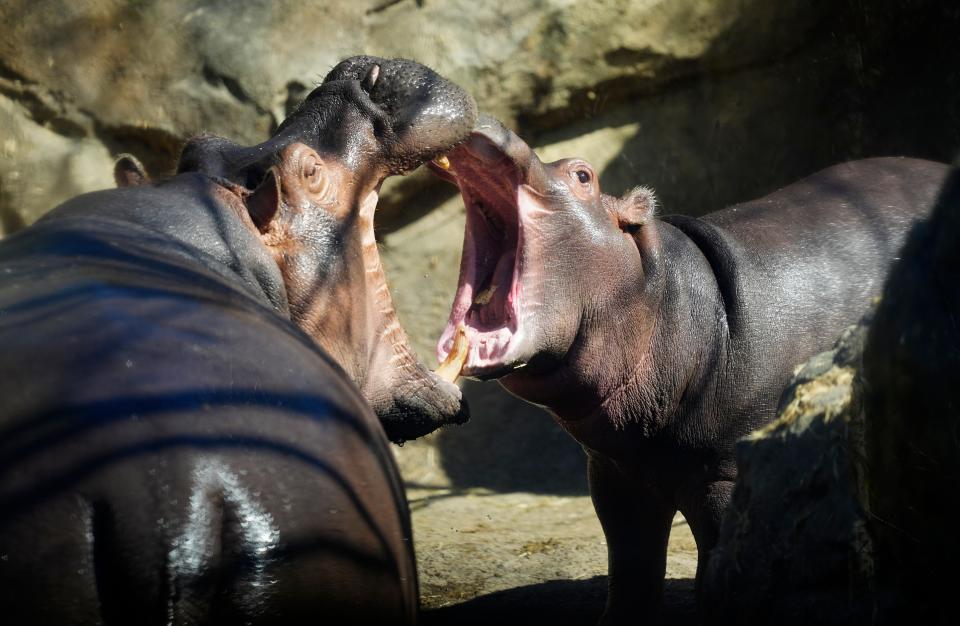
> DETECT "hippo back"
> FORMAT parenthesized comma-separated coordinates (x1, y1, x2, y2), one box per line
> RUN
(0, 195, 416, 625)
(663, 157, 949, 442)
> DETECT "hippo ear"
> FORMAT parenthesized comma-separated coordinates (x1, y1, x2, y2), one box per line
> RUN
(113, 154, 149, 188)
(608, 186, 657, 231)
(245, 168, 281, 233)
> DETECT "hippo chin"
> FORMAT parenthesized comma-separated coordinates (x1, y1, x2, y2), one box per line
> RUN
(431, 114, 948, 623)
(0, 56, 474, 625)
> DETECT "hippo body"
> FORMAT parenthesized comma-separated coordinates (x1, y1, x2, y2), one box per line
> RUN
(0, 178, 416, 624)
(431, 117, 947, 623)
(572, 158, 948, 621)
(0, 56, 476, 624)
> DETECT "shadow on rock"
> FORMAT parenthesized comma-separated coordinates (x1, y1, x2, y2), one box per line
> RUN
(433, 380, 589, 496)
(423, 576, 697, 626)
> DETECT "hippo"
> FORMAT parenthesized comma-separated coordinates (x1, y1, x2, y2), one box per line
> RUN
(428, 115, 948, 623)
(0, 56, 474, 625)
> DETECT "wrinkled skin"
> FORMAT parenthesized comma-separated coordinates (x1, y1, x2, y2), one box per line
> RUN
(0, 57, 474, 625)
(432, 115, 948, 624)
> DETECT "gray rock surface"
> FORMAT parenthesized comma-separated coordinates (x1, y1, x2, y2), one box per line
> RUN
(857, 166, 960, 624)
(703, 314, 874, 625)
(5, 0, 959, 233)
(0, 94, 114, 230)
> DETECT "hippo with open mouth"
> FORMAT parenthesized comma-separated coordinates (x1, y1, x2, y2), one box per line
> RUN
(429, 114, 948, 624)
(175, 56, 474, 441)
(0, 56, 474, 625)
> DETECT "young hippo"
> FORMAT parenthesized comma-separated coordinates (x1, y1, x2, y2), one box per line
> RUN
(429, 115, 948, 623)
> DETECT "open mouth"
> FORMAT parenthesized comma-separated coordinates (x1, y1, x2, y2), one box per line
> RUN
(430, 133, 527, 379)
(208, 157, 470, 439)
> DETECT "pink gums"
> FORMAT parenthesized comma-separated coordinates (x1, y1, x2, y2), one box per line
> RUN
(435, 191, 525, 375)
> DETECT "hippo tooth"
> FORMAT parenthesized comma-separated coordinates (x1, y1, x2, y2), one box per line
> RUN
(434, 155, 451, 170)
(474, 284, 497, 305)
(435, 323, 468, 383)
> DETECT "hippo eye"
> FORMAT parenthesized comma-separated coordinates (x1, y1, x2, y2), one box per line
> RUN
(575, 169, 591, 184)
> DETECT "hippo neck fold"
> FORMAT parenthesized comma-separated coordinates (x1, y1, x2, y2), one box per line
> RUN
(615, 220, 732, 441)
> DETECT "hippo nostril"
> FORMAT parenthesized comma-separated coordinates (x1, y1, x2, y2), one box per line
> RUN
(361, 64, 380, 93)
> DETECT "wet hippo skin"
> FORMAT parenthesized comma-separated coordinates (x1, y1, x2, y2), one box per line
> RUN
(430, 115, 948, 624)
(0, 56, 476, 625)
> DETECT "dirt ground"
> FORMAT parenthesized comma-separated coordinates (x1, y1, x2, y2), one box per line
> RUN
(393, 380, 700, 626)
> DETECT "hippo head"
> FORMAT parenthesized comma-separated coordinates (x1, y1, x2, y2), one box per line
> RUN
(175, 56, 476, 442)
(430, 115, 660, 395)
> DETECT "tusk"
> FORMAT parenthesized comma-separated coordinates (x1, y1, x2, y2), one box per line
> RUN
(435, 324, 469, 383)
(433, 155, 451, 170)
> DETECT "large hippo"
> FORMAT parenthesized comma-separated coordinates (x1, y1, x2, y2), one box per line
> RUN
(429, 115, 948, 623)
(0, 56, 474, 625)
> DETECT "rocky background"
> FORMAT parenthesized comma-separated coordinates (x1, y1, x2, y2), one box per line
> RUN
(3, 1, 960, 622)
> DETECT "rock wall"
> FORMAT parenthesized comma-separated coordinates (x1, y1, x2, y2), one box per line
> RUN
(703, 316, 875, 624)
(5, 0, 959, 229)
(856, 164, 960, 623)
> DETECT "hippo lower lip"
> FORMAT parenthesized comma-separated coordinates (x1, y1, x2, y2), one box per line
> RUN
(435, 132, 527, 376)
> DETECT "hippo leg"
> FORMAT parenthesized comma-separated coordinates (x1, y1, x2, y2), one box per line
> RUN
(679, 479, 735, 605)
(589, 455, 676, 625)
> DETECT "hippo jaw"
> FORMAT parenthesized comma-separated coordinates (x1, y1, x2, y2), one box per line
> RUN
(352, 182, 470, 441)
(431, 122, 550, 379)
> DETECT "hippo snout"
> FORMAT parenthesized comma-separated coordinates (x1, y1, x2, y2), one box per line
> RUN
(322, 56, 478, 172)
